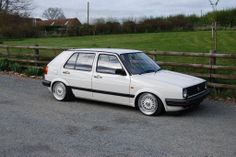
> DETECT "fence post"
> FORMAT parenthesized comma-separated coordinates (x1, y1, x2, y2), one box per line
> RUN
(6, 46, 10, 58)
(34, 44, 40, 66)
(152, 49, 157, 60)
(209, 49, 216, 81)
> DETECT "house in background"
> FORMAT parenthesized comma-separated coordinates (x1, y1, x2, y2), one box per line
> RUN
(37, 18, 81, 36)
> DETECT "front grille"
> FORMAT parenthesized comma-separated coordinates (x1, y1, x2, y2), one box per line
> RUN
(187, 82, 206, 97)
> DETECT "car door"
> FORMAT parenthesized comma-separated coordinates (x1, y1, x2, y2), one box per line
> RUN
(92, 53, 131, 105)
(62, 52, 96, 99)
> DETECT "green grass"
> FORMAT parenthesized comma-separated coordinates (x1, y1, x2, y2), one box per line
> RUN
(3, 31, 236, 53)
(1, 30, 236, 72)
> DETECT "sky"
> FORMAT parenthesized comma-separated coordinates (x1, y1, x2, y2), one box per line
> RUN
(32, 0, 236, 23)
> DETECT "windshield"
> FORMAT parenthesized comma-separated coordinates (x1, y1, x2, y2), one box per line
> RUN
(120, 52, 161, 75)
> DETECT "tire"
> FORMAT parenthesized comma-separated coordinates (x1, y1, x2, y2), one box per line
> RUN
(52, 82, 72, 101)
(137, 93, 164, 116)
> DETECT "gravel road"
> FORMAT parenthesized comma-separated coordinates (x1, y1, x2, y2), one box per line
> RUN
(0, 74, 236, 157)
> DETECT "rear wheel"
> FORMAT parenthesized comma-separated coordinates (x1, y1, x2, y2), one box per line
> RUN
(52, 82, 72, 101)
(137, 93, 164, 116)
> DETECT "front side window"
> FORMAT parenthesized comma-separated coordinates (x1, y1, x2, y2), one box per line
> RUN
(97, 54, 123, 74)
(75, 53, 95, 71)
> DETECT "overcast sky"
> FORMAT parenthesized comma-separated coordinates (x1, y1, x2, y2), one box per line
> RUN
(32, 0, 236, 23)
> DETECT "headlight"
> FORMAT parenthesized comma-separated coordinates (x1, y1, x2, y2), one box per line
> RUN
(183, 89, 188, 98)
(205, 82, 208, 89)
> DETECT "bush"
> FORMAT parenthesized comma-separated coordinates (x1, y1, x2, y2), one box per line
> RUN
(9, 63, 22, 73)
(0, 59, 9, 71)
(24, 66, 43, 76)
(210, 88, 236, 99)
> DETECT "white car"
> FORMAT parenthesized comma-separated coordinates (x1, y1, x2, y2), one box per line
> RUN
(42, 48, 209, 116)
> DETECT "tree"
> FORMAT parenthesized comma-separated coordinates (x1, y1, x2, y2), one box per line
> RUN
(122, 20, 137, 33)
(0, 0, 32, 16)
(42, 7, 66, 20)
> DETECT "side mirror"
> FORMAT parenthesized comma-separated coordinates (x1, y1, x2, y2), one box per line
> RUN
(115, 69, 126, 76)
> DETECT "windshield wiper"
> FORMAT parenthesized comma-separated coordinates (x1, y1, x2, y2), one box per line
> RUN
(140, 69, 157, 75)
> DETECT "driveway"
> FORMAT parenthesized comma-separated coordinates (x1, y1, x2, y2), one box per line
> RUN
(0, 74, 236, 157)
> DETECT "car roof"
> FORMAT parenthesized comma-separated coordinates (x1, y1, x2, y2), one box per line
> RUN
(68, 48, 143, 55)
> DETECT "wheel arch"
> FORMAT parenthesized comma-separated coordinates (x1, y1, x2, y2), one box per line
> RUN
(50, 78, 70, 91)
(134, 89, 166, 111)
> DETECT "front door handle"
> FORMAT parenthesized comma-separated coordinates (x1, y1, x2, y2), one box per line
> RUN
(94, 75, 102, 79)
(63, 71, 70, 74)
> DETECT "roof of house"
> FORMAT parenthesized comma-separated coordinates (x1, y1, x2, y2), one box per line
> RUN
(37, 18, 81, 27)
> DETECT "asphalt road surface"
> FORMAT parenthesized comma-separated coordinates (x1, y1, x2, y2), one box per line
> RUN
(0, 74, 236, 157)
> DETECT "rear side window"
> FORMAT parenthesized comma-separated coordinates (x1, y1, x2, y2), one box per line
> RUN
(75, 53, 95, 71)
(64, 53, 78, 69)
(64, 52, 95, 71)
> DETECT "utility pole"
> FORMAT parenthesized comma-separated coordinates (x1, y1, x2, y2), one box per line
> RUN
(87, 1, 90, 25)
(208, 0, 219, 80)
(209, 0, 219, 51)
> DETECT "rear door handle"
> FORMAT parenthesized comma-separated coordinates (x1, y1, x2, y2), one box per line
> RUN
(94, 75, 102, 79)
(63, 71, 70, 74)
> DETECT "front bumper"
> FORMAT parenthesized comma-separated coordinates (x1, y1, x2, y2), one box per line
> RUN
(165, 89, 209, 107)
(42, 80, 51, 87)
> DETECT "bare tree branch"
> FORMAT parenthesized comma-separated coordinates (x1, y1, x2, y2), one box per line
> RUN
(0, 0, 32, 16)
(42, 8, 66, 20)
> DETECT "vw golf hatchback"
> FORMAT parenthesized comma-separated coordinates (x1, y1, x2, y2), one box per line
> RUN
(42, 48, 209, 116)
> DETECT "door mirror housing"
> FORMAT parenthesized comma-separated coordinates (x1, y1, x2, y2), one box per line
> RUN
(115, 69, 126, 76)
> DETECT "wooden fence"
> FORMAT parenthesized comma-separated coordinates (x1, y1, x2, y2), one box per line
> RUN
(0, 44, 236, 89)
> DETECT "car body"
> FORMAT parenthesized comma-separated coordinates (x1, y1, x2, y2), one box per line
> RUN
(42, 48, 209, 116)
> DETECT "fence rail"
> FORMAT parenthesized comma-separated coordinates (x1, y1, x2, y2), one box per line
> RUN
(148, 51, 236, 59)
(0, 44, 236, 89)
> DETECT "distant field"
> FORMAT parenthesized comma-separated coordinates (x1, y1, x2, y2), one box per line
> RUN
(3, 31, 236, 53)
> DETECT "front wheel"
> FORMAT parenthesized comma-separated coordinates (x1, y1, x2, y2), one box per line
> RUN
(137, 93, 164, 116)
(52, 82, 72, 101)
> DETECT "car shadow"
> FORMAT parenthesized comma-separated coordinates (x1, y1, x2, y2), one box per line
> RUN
(72, 97, 211, 117)
(164, 105, 204, 117)
(73, 97, 135, 112)
(69, 98, 234, 119)
(163, 100, 226, 118)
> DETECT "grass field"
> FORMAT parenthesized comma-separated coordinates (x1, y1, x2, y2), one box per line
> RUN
(1, 30, 236, 74)
(3, 30, 236, 53)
